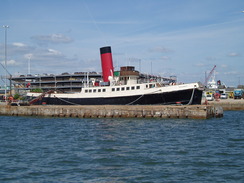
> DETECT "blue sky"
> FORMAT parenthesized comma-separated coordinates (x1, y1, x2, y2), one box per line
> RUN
(0, 0, 244, 87)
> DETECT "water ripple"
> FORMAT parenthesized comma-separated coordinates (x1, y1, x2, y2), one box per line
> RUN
(0, 111, 243, 182)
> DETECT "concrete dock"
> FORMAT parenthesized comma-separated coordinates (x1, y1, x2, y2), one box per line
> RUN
(0, 105, 223, 119)
(207, 98, 244, 110)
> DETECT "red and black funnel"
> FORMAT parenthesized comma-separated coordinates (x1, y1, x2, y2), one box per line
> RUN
(100, 46, 114, 82)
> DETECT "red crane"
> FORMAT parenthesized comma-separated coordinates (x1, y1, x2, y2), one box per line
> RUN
(204, 65, 216, 86)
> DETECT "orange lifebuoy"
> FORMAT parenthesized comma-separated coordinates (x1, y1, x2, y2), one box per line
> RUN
(8, 96, 14, 101)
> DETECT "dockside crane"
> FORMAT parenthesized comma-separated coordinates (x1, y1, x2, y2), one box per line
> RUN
(204, 65, 216, 87)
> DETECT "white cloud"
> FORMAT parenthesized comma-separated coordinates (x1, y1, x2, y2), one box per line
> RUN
(8, 59, 19, 65)
(149, 46, 173, 53)
(1, 59, 19, 66)
(161, 56, 171, 61)
(224, 71, 238, 75)
(24, 53, 34, 59)
(12, 42, 27, 47)
(31, 34, 73, 45)
(205, 57, 218, 61)
(227, 52, 240, 57)
(221, 64, 228, 68)
(0, 42, 34, 56)
(47, 49, 62, 56)
(28, 48, 64, 61)
(194, 63, 205, 67)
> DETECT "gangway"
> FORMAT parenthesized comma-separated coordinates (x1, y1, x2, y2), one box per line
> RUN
(29, 90, 54, 105)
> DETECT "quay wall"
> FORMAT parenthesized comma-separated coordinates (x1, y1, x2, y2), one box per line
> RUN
(207, 99, 244, 111)
(0, 105, 223, 119)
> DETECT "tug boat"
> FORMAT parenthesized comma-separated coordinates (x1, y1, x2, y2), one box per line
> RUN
(26, 46, 203, 105)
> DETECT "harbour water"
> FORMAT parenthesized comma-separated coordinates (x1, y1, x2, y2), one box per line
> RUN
(0, 111, 243, 182)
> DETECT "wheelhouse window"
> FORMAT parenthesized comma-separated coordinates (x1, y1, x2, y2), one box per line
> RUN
(149, 84, 155, 88)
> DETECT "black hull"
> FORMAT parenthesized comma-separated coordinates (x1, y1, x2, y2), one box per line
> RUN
(30, 88, 203, 105)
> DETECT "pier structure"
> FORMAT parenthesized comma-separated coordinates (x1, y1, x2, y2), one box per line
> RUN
(0, 105, 223, 119)
(208, 98, 244, 110)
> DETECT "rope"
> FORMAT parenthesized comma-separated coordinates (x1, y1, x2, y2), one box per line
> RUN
(125, 89, 162, 105)
(54, 96, 80, 105)
(186, 87, 195, 105)
(126, 94, 145, 105)
(163, 87, 196, 105)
